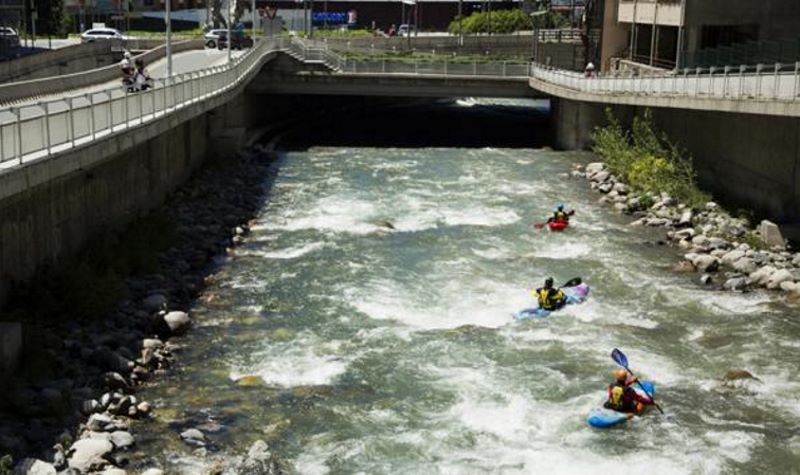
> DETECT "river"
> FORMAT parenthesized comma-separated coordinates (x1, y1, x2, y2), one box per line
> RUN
(134, 100, 800, 474)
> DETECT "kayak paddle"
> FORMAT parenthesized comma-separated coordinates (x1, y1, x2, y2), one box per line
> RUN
(562, 277, 582, 288)
(611, 348, 665, 415)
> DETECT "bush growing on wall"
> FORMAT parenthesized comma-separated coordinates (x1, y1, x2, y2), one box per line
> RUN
(591, 108, 711, 208)
(448, 9, 531, 35)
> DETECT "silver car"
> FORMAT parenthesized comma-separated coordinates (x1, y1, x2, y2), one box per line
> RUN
(204, 29, 227, 49)
(80, 28, 125, 43)
(0, 27, 20, 48)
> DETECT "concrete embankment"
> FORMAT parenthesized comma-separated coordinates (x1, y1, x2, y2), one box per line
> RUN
(550, 98, 800, 234)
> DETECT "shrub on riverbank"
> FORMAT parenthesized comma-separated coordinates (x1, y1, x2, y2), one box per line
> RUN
(448, 9, 544, 35)
(591, 108, 710, 208)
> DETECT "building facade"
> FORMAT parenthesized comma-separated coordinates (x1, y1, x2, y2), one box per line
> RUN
(601, 0, 800, 71)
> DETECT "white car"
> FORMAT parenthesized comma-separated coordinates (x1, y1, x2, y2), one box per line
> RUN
(204, 29, 227, 49)
(80, 28, 125, 43)
(0, 26, 19, 48)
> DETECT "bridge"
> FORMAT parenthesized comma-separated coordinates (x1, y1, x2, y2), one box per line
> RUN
(1, 35, 800, 305)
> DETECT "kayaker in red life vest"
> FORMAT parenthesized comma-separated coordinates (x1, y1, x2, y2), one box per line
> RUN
(546, 203, 574, 224)
(604, 368, 652, 414)
(533, 277, 567, 311)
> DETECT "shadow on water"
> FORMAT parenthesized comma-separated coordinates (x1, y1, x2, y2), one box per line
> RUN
(276, 98, 552, 150)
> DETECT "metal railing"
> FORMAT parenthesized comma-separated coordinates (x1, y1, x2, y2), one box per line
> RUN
(0, 37, 284, 168)
(289, 37, 530, 78)
(531, 61, 800, 102)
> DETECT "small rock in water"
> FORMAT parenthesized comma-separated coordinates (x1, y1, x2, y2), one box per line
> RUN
(723, 277, 749, 291)
(692, 255, 720, 273)
(140, 470, 165, 475)
(108, 431, 135, 450)
(766, 269, 794, 290)
(180, 428, 206, 447)
(672, 260, 696, 273)
(722, 369, 761, 383)
(163, 311, 191, 336)
(236, 375, 266, 387)
(699, 274, 713, 285)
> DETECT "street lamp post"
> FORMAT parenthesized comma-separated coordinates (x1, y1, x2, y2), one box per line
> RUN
(166, 0, 172, 77)
(227, 0, 232, 63)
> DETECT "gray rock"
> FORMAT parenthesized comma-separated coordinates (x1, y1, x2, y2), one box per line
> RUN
(179, 428, 205, 447)
(732, 257, 758, 275)
(142, 339, 164, 350)
(67, 438, 113, 472)
(691, 255, 720, 272)
(705, 201, 719, 210)
(723, 277, 749, 291)
(239, 440, 278, 475)
(707, 238, 730, 250)
(750, 265, 778, 286)
(597, 182, 613, 193)
(612, 182, 629, 194)
(585, 162, 605, 175)
(13, 458, 56, 475)
(613, 202, 628, 213)
(678, 210, 694, 226)
(86, 414, 114, 432)
(100, 469, 127, 475)
(103, 372, 130, 391)
(674, 228, 696, 240)
(721, 250, 746, 266)
(780, 281, 800, 292)
(759, 220, 785, 248)
(691, 235, 711, 248)
(109, 431, 135, 450)
(163, 311, 191, 336)
(592, 171, 611, 183)
(766, 269, 794, 290)
(140, 470, 165, 475)
(699, 274, 713, 285)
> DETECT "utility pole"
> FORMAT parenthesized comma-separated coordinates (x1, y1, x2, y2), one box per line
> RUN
(252, 0, 256, 40)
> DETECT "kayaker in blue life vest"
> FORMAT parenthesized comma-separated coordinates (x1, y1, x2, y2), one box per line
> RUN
(546, 203, 575, 224)
(533, 277, 567, 311)
(604, 368, 652, 414)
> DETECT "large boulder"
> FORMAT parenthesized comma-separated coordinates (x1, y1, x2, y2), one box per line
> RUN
(758, 220, 785, 248)
(13, 459, 56, 475)
(766, 269, 794, 290)
(749, 265, 777, 286)
(732, 257, 758, 275)
(721, 250, 745, 266)
(67, 438, 113, 472)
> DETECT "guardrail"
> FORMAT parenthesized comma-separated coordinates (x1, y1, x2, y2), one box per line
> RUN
(0, 37, 281, 169)
(531, 61, 800, 102)
(0, 39, 204, 105)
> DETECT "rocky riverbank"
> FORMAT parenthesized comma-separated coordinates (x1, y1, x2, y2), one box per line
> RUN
(0, 144, 282, 474)
(572, 161, 800, 296)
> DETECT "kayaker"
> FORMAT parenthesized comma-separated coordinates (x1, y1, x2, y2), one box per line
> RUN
(533, 277, 567, 311)
(547, 204, 574, 224)
(604, 368, 651, 414)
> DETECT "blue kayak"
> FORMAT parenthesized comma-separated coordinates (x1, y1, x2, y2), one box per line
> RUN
(513, 283, 590, 320)
(586, 381, 655, 428)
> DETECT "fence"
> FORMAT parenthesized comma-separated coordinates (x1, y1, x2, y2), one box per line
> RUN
(0, 37, 281, 168)
(531, 61, 800, 102)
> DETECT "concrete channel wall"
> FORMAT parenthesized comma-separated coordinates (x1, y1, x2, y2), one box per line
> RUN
(551, 98, 800, 229)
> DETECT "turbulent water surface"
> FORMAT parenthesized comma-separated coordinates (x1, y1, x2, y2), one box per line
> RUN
(136, 108, 800, 474)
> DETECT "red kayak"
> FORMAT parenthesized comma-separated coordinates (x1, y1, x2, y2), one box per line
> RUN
(548, 221, 569, 231)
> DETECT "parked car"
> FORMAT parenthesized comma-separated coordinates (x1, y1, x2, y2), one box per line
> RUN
(204, 29, 227, 49)
(397, 24, 416, 37)
(0, 27, 20, 48)
(80, 28, 125, 43)
(216, 30, 253, 50)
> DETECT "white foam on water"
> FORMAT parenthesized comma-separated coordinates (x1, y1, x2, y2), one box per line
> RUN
(262, 196, 382, 235)
(229, 334, 351, 387)
(349, 278, 524, 330)
(532, 241, 594, 259)
(702, 430, 763, 464)
(253, 241, 326, 259)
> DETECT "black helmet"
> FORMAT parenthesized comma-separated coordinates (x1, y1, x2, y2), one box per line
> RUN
(544, 277, 554, 287)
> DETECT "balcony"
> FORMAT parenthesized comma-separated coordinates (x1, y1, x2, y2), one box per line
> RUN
(618, 0, 683, 27)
